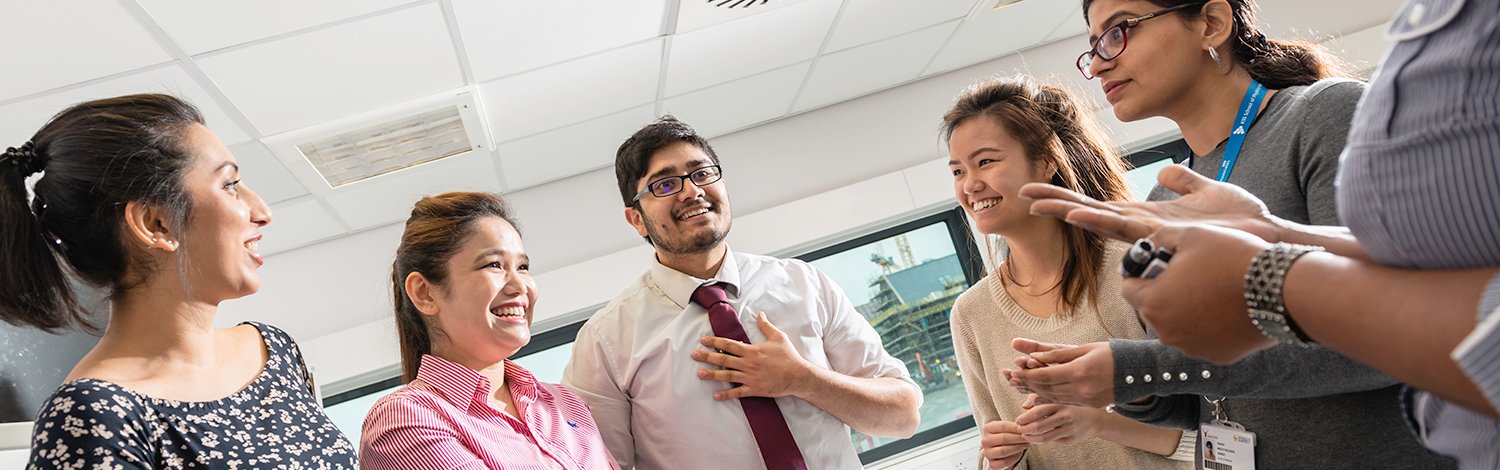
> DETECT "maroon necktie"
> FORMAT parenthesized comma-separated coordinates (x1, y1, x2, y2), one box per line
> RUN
(691, 283, 808, 470)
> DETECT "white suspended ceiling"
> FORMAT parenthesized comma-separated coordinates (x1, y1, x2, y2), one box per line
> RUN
(0, 0, 1398, 257)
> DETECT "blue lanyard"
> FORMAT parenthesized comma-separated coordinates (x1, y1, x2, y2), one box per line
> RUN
(1215, 80, 1268, 182)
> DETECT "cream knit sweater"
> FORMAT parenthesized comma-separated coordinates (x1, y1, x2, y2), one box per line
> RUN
(950, 242, 1190, 470)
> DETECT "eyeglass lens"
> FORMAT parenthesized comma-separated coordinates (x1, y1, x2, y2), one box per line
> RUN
(650, 166, 721, 197)
(1079, 25, 1127, 78)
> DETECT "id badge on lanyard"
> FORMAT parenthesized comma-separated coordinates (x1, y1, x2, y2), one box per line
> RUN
(1212, 80, 1268, 182)
(1201, 397, 1256, 470)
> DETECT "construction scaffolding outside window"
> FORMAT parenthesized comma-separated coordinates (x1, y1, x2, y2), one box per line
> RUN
(798, 208, 986, 464)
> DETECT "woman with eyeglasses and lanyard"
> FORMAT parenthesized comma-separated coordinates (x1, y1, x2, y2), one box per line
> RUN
(1001, 0, 1456, 469)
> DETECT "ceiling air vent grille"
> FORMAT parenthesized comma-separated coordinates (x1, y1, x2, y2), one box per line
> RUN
(297, 106, 473, 188)
(709, 0, 770, 9)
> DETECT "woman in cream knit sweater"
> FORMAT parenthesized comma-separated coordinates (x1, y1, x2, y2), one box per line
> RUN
(942, 76, 1193, 470)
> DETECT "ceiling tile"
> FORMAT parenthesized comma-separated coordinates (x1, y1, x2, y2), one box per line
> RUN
(231, 141, 308, 204)
(675, 0, 817, 33)
(794, 21, 958, 112)
(0, 0, 171, 102)
(665, 0, 840, 96)
(481, 40, 662, 143)
(496, 106, 656, 191)
(136, 0, 422, 54)
(1044, 4, 1087, 42)
(453, 0, 667, 81)
(0, 65, 252, 146)
(925, 0, 1077, 75)
(323, 150, 502, 230)
(196, 4, 463, 135)
(662, 62, 810, 138)
(824, 0, 974, 53)
(259, 198, 347, 256)
(1255, 0, 1403, 41)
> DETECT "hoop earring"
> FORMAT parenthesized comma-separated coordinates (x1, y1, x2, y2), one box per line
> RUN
(1208, 47, 1223, 66)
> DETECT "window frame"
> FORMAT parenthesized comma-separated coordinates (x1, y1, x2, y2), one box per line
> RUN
(794, 207, 986, 465)
(1129, 138, 1190, 167)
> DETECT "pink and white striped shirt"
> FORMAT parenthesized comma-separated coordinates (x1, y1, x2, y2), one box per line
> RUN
(360, 354, 619, 470)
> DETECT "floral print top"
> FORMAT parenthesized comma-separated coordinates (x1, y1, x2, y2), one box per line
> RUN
(26, 322, 357, 469)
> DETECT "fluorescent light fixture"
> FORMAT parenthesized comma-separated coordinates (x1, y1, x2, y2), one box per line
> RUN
(264, 90, 493, 190)
(298, 106, 472, 188)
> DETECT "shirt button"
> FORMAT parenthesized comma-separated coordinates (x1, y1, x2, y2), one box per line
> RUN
(1179, 372, 1189, 381)
(1162, 372, 1172, 382)
(1126, 375, 1136, 385)
(1407, 3, 1426, 26)
(1202, 370, 1212, 379)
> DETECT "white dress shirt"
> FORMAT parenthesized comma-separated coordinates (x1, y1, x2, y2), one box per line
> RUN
(561, 247, 918, 470)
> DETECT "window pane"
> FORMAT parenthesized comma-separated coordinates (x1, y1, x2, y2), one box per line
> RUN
(510, 342, 574, 385)
(1126, 157, 1174, 201)
(323, 382, 396, 447)
(803, 221, 974, 454)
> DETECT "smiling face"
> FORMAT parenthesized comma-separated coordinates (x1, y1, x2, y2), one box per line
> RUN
(626, 141, 731, 255)
(174, 123, 273, 302)
(1084, 0, 1212, 122)
(948, 116, 1056, 237)
(422, 216, 537, 365)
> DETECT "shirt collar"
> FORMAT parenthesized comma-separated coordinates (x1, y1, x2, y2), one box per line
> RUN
(649, 246, 742, 309)
(415, 354, 544, 411)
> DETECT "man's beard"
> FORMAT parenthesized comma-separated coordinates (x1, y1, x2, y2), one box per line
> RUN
(642, 203, 731, 254)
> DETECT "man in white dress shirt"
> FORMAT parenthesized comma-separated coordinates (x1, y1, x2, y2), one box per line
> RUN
(561, 116, 922, 470)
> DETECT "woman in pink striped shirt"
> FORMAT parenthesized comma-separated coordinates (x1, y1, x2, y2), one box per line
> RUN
(360, 192, 619, 470)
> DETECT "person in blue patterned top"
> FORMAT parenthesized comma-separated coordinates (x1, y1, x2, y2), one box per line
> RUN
(0, 94, 357, 468)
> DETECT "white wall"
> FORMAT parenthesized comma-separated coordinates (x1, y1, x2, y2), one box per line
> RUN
(0, 422, 29, 467)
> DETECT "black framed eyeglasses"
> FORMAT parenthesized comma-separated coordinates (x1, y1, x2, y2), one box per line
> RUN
(632, 164, 723, 203)
(1076, 2, 1202, 79)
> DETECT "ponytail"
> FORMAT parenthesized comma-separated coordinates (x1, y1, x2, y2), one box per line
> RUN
(0, 94, 203, 333)
(0, 145, 86, 332)
(392, 266, 434, 384)
(1235, 35, 1347, 89)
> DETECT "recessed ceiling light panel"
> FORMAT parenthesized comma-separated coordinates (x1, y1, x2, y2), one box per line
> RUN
(264, 91, 493, 190)
(298, 106, 473, 188)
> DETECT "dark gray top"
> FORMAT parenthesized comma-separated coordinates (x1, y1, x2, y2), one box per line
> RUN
(1338, 0, 1500, 467)
(1123, 79, 1455, 469)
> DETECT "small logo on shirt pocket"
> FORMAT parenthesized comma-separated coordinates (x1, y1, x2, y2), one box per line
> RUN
(567, 421, 579, 428)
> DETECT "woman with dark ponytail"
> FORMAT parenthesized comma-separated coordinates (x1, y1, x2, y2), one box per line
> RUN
(1002, 0, 1456, 468)
(4, 94, 357, 468)
(945, 75, 1193, 470)
(360, 192, 617, 469)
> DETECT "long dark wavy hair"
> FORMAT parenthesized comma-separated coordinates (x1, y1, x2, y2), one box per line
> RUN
(0, 94, 203, 333)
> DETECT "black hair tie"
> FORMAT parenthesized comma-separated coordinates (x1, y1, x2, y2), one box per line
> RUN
(3, 142, 45, 176)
